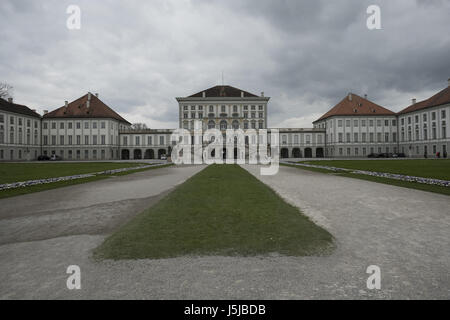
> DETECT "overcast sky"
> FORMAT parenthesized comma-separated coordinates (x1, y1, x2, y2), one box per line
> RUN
(1, 0, 449, 128)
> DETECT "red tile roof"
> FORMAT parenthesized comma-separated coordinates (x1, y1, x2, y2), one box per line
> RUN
(398, 85, 450, 114)
(43, 93, 130, 124)
(313, 93, 395, 123)
(188, 85, 259, 98)
(0, 98, 41, 118)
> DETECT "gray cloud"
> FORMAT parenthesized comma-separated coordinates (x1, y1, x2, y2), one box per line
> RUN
(1, 0, 449, 128)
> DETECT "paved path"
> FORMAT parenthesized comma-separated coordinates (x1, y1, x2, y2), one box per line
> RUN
(1, 164, 449, 299)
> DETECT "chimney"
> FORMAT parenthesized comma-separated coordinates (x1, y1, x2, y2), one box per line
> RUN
(241, 91, 244, 98)
(364, 94, 367, 99)
(87, 92, 91, 108)
(202, 91, 206, 98)
(348, 93, 352, 101)
(7, 97, 13, 103)
(65, 101, 68, 107)
(44, 110, 48, 114)
(412, 98, 416, 104)
(261, 91, 264, 97)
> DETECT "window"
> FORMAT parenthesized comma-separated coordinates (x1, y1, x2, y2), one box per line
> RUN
(43, 136, 48, 145)
(68, 122, 72, 129)
(233, 105, 238, 112)
(60, 122, 64, 129)
(362, 132, 366, 142)
(101, 122, 106, 129)
(221, 105, 226, 113)
(243, 112, 248, 118)
(85, 135, 89, 145)
(442, 121, 447, 138)
(60, 135, 64, 145)
(0, 114, 3, 123)
(191, 112, 195, 119)
(354, 120, 358, 127)
(92, 135, 97, 145)
(361, 120, 366, 127)
(369, 120, 374, 127)
(369, 132, 374, 142)
(377, 132, 382, 142)
(191, 105, 196, 110)
(147, 136, 152, 145)
(159, 136, 164, 145)
(385, 120, 389, 126)
(423, 114, 427, 121)
(51, 135, 56, 145)
(43, 122, 48, 129)
(198, 106, 203, 111)
(100, 135, 105, 145)
(76, 135, 81, 145)
(377, 120, 381, 127)
(198, 113, 203, 119)
(432, 112, 436, 121)
(392, 119, 397, 126)
(184, 113, 188, 119)
(282, 135, 287, 144)
(251, 105, 255, 110)
(52, 122, 56, 129)
(123, 136, 128, 146)
(338, 133, 343, 143)
(183, 106, 188, 111)
(346, 120, 350, 127)
(76, 122, 81, 129)
(68, 135, 73, 145)
(27, 119, 31, 127)
(338, 120, 343, 127)
(306, 135, 311, 144)
(393, 132, 397, 142)
(251, 112, 256, 118)
(10, 117, 14, 125)
(442, 110, 446, 118)
(243, 105, 248, 110)
(84, 150, 89, 159)
(135, 136, 140, 146)
(346, 133, 350, 142)
(209, 105, 214, 112)
(85, 122, 89, 129)
(259, 112, 263, 118)
(385, 132, 389, 142)
(354, 133, 358, 142)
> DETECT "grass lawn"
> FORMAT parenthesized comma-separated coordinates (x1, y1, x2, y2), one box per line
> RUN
(283, 159, 450, 196)
(0, 163, 172, 199)
(299, 159, 450, 180)
(0, 162, 153, 184)
(94, 164, 334, 260)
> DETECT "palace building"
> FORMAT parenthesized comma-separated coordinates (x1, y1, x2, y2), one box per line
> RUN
(0, 80, 449, 161)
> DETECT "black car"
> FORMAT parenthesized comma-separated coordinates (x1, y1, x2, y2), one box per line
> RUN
(367, 153, 378, 158)
(50, 154, 62, 161)
(37, 155, 50, 161)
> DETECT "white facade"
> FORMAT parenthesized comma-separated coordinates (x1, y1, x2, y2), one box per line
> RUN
(398, 103, 449, 157)
(0, 107, 41, 161)
(119, 129, 173, 159)
(41, 118, 122, 160)
(314, 115, 398, 157)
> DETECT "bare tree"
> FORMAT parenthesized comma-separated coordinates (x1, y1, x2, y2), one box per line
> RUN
(131, 123, 148, 130)
(0, 83, 13, 99)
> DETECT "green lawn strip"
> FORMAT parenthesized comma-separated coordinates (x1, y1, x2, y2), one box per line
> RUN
(0, 162, 153, 184)
(281, 163, 450, 196)
(94, 164, 334, 260)
(0, 163, 173, 199)
(299, 159, 450, 180)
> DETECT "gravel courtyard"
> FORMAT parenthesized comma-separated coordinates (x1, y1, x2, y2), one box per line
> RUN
(0, 164, 449, 299)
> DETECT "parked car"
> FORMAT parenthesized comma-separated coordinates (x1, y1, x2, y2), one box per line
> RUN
(367, 153, 378, 158)
(50, 154, 62, 161)
(160, 154, 167, 160)
(37, 155, 50, 161)
(394, 153, 406, 158)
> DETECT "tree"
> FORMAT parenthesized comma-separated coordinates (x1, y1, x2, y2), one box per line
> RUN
(131, 123, 148, 130)
(0, 83, 13, 99)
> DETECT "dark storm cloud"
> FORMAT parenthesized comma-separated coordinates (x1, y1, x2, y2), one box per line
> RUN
(0, 0, 449, 128)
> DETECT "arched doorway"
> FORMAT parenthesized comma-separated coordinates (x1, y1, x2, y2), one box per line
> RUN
(134, 149, 142, 159)
(292, 148, 301, 158)
(158, 149, 166, 159)
(144, 149, 154, 159)
(234, 148, 238, 159)
(222, 148, 227, 160)
(121, 149, 130, 160)
(304, 148, 312, 158)
(281, 148, 289, 158)
(316, 147, 324, 158)
(220, 120, 228, 130)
